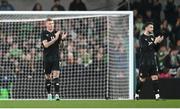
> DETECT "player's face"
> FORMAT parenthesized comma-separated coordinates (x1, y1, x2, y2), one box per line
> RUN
(146, 24, 154, 34)
(46, 21, 54, 31)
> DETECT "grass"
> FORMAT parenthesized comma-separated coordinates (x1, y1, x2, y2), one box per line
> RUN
(0, 100, 180, 108)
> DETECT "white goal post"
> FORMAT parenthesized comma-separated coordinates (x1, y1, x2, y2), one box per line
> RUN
(0, 11, 134, 100)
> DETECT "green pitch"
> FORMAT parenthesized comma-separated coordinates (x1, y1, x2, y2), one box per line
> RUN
(0, 100, 180, 108)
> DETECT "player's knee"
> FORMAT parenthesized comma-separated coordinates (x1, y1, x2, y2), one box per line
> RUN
(151, 75, 158, 80)
(52, 70, 60, 78)
(45, 74, 52, 80)
(139, 77, 146, 82)
(53, 77, 59, 85)
(45, 79, 51, 86)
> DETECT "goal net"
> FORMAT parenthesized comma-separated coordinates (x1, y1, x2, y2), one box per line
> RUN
(0, 12, 133, 100)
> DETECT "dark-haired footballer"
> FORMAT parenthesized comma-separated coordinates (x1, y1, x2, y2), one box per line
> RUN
(135, 22, 164, 100)
(41, 18, 67, 100)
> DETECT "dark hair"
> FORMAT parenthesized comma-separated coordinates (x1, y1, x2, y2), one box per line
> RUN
(46, 17, 53, 22)
(143, 22, 153, 30)
(32, 2, 42, 11)
(54, 0, 60, 2)
(1, 0, 7, 4)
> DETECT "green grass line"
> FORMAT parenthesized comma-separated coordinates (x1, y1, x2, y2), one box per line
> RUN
(0, 100, 180, 108)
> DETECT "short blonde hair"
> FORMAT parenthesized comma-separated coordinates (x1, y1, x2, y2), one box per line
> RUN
(46, 17, 53, 22)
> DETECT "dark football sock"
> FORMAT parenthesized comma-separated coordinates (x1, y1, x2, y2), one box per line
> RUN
(152, 80, 160, 94)
(53, 78, 60, 95)
(136, 78, 144, 94)
(45, 79, 51, 94)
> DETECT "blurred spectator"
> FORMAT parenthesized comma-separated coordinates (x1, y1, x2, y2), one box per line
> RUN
(135, 15, 144, 35)
(173, 18, 180, 43)
(5, 43, 22, 73)
(175, 5, 180, 20)
(0, 57, 16, 99)
(176, 40, 180, 52)
(132, 0, 180, 79)
(164, 0, 177, 26)
(77, 35, 87, 47)
(69, 0, 87, 11)
(89, 38, 97, 64)
(96, 46, 107, 69)
(0, 36, 13, 58)
(110, 36, 128, 78)
(77, 46, 92, 67)
(22, 48, 37, 73)
(80, 19, 89, 36)
(141, 0, 153, 16)
(69, 20, 78, 40)
(157, 46, 170, 78)
(164, 48, 180, 77)
(51, 0, 65, 11)
(131, 0, 141, 12)
(32, 2, 43, 11)
(143, 10, 153, 23)
(176, 67, 180, 78)
(133, 9, 138, 21)
(152, 0, 162, 32)
(152, 0, 161, 22)
(67, 41, 75, 64)
(0, 0, 14, 11)
(6, 43, 23, 60)
(96, 46, 103, 62)
(160, 19, 173, 47)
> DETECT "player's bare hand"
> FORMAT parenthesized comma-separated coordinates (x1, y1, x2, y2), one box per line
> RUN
(62, 32, 67, 39)
(155, 36, 163, 44)
(55, 31, 61, 39)
(156, 36, 164, 43)
(159, 36, 164, 42)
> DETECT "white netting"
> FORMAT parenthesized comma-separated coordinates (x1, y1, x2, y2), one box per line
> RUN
(108, 15, 130, 99)
(0, 12, 133, 99)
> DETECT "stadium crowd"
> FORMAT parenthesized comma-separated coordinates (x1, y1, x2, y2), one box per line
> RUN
(0, 16, 109, 98)
(0, 0, 179, 99)
(0, 0, 87, 11)
(133, 0, 180, 78)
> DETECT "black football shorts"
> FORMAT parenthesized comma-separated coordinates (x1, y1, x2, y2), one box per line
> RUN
(139, 63, 158, 78)
(43, 59, 60, 74)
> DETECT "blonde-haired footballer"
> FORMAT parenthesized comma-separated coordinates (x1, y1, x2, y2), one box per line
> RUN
(41, 18, 67, 100)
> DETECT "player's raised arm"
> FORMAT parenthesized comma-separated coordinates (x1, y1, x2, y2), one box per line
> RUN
(41, 17, 62, 100)
(42, 31, 61, 48)
(155, 35, 164, 44)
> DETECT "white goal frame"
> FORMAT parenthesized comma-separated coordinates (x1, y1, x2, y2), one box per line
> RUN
(0, 11, 134, 100)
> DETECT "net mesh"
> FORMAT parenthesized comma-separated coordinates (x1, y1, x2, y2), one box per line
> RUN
(0, 13, 131, 99)
(108, 15, 129, 99)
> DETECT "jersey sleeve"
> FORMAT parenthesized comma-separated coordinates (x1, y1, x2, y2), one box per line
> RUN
(53, 30, 62, 42)
(139, 36, 157, 51)
(41, 31, 46, 42)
